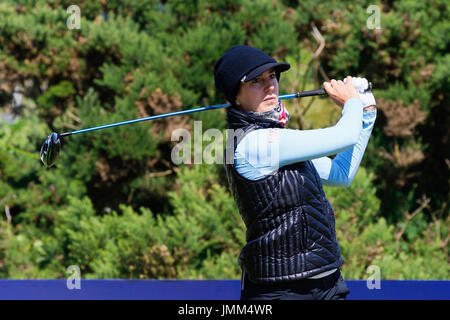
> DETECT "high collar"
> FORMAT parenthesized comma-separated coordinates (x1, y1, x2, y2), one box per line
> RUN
(226, 106, 285, 130)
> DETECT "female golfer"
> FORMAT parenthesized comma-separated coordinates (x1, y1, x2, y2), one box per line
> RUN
(214, 45, 377, 300)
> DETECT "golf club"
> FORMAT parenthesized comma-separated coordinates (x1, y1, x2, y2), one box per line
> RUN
(40, 83, 373, 168)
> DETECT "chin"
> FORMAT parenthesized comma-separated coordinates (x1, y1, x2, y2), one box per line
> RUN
(263, 99, 278, 108)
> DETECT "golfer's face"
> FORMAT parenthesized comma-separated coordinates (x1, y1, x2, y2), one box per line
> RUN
(236, 68, 279, 112)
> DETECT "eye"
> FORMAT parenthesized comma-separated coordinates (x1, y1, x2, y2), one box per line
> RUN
(251, 78, 259, 84)
(269, 73, 276, 79)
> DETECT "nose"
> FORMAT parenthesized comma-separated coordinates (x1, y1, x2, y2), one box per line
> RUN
(264, 78, 275, 93)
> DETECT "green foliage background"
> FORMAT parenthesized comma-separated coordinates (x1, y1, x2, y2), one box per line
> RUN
(0, 0, 448, 280)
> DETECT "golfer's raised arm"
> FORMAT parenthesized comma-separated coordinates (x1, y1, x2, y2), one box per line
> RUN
(234, 98, 364, 179)
(311, 107, 377, 186)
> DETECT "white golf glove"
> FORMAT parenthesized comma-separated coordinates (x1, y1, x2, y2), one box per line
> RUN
(344, 77, 376, 108)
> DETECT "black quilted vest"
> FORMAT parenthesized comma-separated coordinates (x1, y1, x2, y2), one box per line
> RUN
(224, 106, 343, 283)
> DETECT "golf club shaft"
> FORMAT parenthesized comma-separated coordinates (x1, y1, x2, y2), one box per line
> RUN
(58, 103, 230, 137)
(59, 84, 372, 137)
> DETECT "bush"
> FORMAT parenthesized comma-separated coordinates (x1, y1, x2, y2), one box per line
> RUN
(325, 167, 448, 279)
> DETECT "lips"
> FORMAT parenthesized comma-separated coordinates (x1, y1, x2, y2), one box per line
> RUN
(264, 97, 276, 101)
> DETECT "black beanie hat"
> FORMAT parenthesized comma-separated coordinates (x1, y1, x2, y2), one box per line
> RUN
(214, 45, 290, 106)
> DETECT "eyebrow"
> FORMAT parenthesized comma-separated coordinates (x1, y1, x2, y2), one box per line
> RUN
(255, 69, 276, 80)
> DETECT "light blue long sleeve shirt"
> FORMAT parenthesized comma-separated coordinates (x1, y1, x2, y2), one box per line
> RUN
(234, 98, 376, 185)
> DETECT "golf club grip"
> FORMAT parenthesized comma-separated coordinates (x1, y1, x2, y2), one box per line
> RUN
(296, 82, 373, 98)
(297, 88, 327, 98)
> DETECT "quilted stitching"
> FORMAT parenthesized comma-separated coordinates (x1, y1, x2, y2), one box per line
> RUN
(225, 107, 342, 283)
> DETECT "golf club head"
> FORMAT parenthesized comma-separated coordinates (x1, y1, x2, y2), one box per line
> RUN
(40, 132, 61, 168)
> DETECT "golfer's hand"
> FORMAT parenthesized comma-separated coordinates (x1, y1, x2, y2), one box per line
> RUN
(344, 77, 376, 110)
(323, 76, 360, 108)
